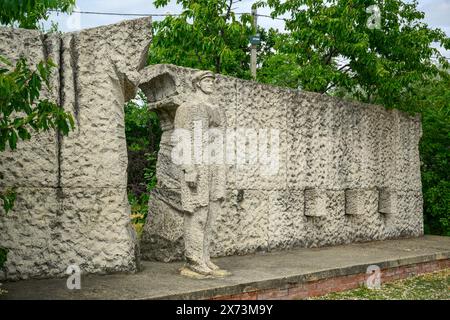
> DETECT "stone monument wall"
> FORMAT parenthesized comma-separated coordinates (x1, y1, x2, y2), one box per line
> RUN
(0, 18, 423, 279)
(0, 18, 152, 280)
(140, 64, 423, 262)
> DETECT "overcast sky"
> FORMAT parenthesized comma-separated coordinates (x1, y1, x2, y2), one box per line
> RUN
(44, 0, 450, 58)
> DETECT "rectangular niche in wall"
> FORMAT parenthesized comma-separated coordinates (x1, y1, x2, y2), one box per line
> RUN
(304, 189, 327, 217)
(345, 189, 378, 216)
(345, 189, 364, 215)
(378, 188, 397, 215)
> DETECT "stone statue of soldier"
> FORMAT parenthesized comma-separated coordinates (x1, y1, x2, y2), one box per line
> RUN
(174, 70, 230, 278)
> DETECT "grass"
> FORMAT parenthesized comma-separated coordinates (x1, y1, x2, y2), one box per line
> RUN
(310, 269, 450, 300)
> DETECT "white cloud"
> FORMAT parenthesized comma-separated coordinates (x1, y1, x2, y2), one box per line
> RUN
(418, 0, 450, 28)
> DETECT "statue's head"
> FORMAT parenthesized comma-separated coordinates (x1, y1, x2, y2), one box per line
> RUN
(192, 71, 215, 95)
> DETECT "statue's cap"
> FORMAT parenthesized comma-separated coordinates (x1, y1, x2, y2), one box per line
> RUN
(192, 70, 215, 88)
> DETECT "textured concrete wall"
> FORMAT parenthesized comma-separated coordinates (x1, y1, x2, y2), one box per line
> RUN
(140, 64, 423, 262)
(0, 18, 152, 280)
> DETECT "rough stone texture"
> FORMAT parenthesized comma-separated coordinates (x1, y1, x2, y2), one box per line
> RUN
(0, 28, 59, 188)
(0, 18, 152, 280)
(140, 64, 423, 262)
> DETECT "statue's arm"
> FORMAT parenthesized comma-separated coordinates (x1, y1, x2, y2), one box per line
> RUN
(174, 103, 198, 189)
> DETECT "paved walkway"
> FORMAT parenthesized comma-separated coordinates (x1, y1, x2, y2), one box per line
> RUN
(1, 235, 449, 299)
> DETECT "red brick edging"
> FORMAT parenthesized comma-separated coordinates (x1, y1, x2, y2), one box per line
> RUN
(211, 259, 450, 300)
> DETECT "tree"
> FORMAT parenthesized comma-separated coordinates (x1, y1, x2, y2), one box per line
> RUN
(149, 0, 255, 79)
(0, 0, 75, 29)
(256, 0, 450, 108)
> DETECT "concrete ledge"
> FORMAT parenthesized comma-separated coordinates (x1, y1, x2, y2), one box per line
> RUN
(1, 235, 449, 300)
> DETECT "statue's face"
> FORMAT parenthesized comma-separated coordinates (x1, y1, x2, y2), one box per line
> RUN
(199, 76, 214, 94)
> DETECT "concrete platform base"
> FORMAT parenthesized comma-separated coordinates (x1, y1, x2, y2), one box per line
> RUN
(1, 236, 449, 300)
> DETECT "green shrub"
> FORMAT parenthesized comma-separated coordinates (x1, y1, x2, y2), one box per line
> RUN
(125, 91, 162, 233)
(420, 101, 450, 236)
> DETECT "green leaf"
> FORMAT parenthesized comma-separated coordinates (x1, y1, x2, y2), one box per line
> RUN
(8, 130, 17, 150)
(17, 126, 31, 140)
(0, 188, 16, 215)
(0, 55, 12, 66)
(0, 0, 76, 30)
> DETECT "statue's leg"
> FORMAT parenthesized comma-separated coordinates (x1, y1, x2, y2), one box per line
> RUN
(204, 200, 231, 277)
(183, 206, 212, 276)
(204, 201, 219, 270)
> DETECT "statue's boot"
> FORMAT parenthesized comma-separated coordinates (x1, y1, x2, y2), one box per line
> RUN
(180, 263, 214, 279)
(206, 260, 232, 277)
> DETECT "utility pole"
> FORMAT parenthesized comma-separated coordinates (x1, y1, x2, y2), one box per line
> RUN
(251, 8, 258, 80)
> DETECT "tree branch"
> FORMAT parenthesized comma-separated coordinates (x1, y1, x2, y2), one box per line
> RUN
(322, 82, 336, 94)
(225, 0, 233, 20)
(323, 48, 337, 65)
(338, 63, 351, 72)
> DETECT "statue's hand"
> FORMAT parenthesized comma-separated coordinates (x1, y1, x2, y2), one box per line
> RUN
(184, 169, 198, 188)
